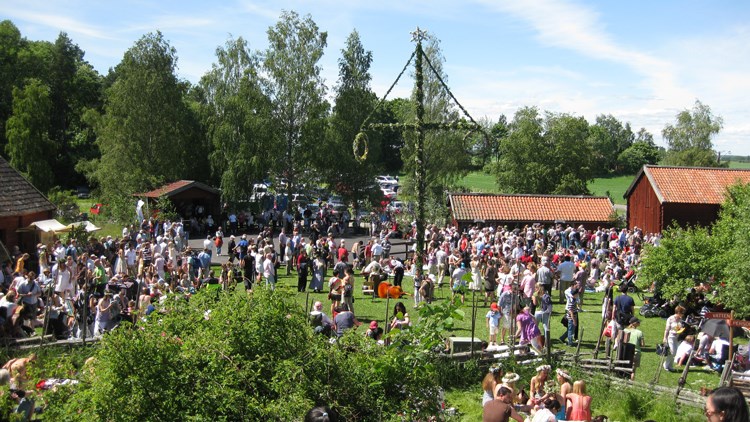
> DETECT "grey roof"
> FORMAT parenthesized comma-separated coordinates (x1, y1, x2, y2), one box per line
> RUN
(0, 156, 56, 217)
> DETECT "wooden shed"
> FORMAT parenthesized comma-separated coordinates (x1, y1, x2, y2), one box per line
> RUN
(624, 165, 750, 234)
(448, 193, 614, 231)
(137, 180, 221, 221)
(0, 156, 56, 253)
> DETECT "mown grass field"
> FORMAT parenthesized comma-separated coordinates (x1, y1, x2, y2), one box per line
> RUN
(452, 170, 635, 205)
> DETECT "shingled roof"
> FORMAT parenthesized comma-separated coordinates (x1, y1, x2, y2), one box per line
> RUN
(137, 180, 220, 198)
(624, 165, 750, 204)
(448, 193, 613, 223)
(0, 156, 56, 218)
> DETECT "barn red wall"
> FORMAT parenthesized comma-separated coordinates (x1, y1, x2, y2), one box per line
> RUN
(0, 210, 55, 255)
(627, 176, 662, 234)
(663, 203, 720, 230)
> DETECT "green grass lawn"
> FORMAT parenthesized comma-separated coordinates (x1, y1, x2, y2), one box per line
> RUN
(727, 160, 750, 169)
(270, 270, 732, 390)
(260, 270, 725, 420)
(588, 174, 634, 205)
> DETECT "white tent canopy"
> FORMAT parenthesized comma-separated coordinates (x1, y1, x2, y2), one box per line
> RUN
(16, 219, 101, 234)
(62, 221, 101, 233)
(16, 219, 67, 233)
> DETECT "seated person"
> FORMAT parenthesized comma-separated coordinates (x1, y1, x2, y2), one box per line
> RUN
(333, 303, 360, 337)
(674, 335, 695, 366)
(708, 336, 731, 370)
(309, 301, 333, 336)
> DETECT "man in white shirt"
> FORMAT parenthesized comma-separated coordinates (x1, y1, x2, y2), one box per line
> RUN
(556, 255, 576, 304)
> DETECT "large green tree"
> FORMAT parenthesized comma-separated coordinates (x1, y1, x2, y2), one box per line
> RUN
(262, 11, 329, 209)
(662, 100, 723, 167)
(0, 20, 24, 156)
(711, 183, 750, 317)
(322, 30, 380, 207)
(492, 108, 592, 195)
(587, 114, 633, 176)
(86, 32, 203, 211)
(617, 128, 661, 174)
(5, 78, 54, 192)
(200, 36, 277, 204)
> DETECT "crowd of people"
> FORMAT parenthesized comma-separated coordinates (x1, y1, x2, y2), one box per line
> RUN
(3, 208, 750, 420)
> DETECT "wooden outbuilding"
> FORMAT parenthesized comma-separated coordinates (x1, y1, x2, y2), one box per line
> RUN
(624, 165, 750, 234)
(137, 180, 221, 221)
(0, 156, 56, 253)
(448, 193, 614, 231)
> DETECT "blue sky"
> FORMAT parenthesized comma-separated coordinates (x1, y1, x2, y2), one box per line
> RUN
(3, 0, 750, 154)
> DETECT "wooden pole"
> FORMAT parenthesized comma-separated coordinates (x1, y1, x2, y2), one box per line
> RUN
(594, 295, 610, 359)
(729, 311, 735, 362)
(470, 287, 477, 358)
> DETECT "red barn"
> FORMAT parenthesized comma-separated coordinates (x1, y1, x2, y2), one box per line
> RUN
(624, 165, 750, 234)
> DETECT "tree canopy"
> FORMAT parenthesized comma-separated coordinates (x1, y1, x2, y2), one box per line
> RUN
(662, 100, 723, 167)
(638, 182, 750, 317)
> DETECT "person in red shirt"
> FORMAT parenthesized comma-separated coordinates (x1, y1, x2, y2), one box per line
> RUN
(337, 241, 348, 263)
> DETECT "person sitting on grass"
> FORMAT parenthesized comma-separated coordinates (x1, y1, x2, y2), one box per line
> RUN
(482, 363, 503, 407)
(674, 334, 695, 366)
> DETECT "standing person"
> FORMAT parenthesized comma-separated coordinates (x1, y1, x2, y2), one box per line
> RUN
(483, 259, 498, 306)
(612, 284, 635, 345)
(262, 253, 276, 291)
(662, 305, 686, 372)
(451, 262, 468, 304)
(413, 268, 424, 306)
(556, 255, 575, 304)
(486, 303, 501, 346)
(94, 291, 114, 335)
(536, 257, 553, 296)
(558, 286, 580, 346)
(705, 386, 749, 422)
(310, 253, 325, 293)
(226, 235, 236, 263)
(515, 305, 543, 353)
(342, 267, 355, 315)
(297, 250, 309, 293)
(214, 229, 224, 256)
(497, 283, 520, 345)
(624, 317, 645, 380)
(532, 283, 552, 344)
(565, 380, 592, 422)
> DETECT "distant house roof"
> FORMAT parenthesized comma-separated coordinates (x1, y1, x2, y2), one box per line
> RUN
(137, 180, 220, 198)
(0, 156, 56, 218)
(448, 193, 613, 224)
(624, 165, 750, 204)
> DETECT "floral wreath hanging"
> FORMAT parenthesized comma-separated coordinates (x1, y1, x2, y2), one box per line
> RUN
(353, 131, 369, 163)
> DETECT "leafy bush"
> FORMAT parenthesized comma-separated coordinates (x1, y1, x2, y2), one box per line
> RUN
(40, 288, 471, 420)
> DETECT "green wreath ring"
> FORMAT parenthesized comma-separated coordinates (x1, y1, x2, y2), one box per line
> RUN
(354, 131, 369, 162)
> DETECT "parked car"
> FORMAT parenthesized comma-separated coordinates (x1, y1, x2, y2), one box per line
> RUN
(376, 175, 398, 185)
(76, 186, 91, 199)
(381, 188, 397, 199)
